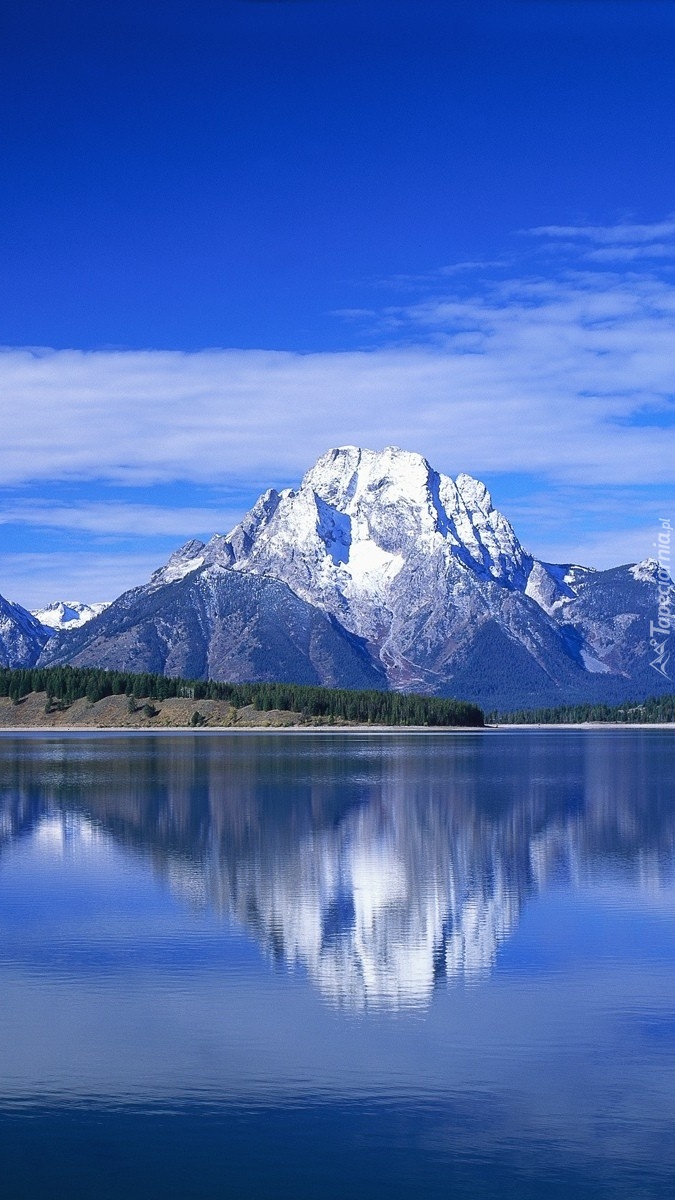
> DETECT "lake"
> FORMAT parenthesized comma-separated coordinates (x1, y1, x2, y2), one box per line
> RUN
(0, 729, 674, 1199)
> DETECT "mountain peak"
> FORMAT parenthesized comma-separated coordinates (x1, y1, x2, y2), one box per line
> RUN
(301, 445, 433, 506)
(215, 446, 533, 673)
(629, 558, 660, 582)
(1, 593, 51, 666)
(455, 472, 493, 514)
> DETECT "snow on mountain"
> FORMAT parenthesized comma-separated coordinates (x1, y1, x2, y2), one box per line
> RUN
(629, 558, 660, 583)
(204, 446, 589, 697)
(192, 445, 667, 705)
(38, 560, 386, 690)
(32, 600, 110, 633)
(225, 445, 533, 596)
(147, 539, 207, 588)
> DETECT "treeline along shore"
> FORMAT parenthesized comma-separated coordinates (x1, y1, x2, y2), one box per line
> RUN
(0, 667, 484, 728)
(490, 695, 675, 725)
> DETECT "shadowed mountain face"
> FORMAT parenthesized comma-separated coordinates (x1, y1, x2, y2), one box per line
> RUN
(2, 732, 673, 1011)
(0, 595, 51, 668)
(17, 446, 675, 708)
(38, 564, 386, 690)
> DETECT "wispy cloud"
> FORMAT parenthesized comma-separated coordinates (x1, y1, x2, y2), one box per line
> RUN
(1, 264, 674, 494)
(529, 217, 675, 245)
(2, 553, 163, 610)
(526, 216, 675, 265)
(0, 502, 239, 538)
(585, 244, 675, 263)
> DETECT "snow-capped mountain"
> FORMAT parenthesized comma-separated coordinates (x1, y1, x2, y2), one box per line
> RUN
(0, 594, 52, 668)
(29, 445, 675, 708)
(216, 447, 559, 687)
(211, 446, 668, 705)
(32, 600, 110, 632)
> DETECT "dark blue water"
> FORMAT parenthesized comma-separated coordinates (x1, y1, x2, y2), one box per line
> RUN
(1, 729, 674, 1199)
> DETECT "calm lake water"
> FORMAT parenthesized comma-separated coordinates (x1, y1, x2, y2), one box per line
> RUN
(1, 729, 674, 1199)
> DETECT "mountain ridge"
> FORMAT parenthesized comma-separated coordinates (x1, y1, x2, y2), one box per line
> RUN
(2, 445, 671, 709)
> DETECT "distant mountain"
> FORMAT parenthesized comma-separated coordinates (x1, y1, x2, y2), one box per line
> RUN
(0, 595, 51, 668)
(32, 600, 110, 632)
(18, 445, 675, 709)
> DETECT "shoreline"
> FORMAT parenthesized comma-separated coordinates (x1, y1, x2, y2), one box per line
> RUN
(491, 722, 675, 730)
(0, 723, 483, 735)
(1, 692, 673, 735)
(1, 722, 673, 735)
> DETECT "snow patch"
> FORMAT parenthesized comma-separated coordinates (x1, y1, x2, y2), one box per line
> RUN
(629, 558, 660, 583)
(159, 554, 205, 584)
(150, 539, 207, 587)
(580, 648, 612, 674)
(562, 564, 595, 587)
(345, 539, 405, 590)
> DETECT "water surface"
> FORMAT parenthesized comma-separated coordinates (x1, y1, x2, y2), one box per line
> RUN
(1, 730, 674, 1198)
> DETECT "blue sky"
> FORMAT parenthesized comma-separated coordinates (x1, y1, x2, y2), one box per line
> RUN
(1, 0, 674, 605)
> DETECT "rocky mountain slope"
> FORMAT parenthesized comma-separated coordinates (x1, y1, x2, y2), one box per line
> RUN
(5, 445, 671, 709)
(0, 595, 51, 668)
(38, 558, 386, 690)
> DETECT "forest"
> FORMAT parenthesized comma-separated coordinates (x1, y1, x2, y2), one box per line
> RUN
(0, 666, 485, 728)
(490, 695, 675, 724)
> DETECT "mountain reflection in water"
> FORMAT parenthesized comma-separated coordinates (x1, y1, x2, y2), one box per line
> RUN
(1, 730, 673, 1011)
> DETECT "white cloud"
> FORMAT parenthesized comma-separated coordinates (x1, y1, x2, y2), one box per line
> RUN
(526, 216, 675, 264)
(586, 244, 675, 263)
(0, 502, 239, 538)
(1, 261, 674, 495)
(2, 220, 675, 599)
(528, 217, 675, 245)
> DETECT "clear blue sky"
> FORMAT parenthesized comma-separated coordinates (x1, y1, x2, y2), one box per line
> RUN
(1, 0, 674, 605)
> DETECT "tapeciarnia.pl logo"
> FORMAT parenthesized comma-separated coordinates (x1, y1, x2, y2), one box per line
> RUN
(650, 518, 673, 680)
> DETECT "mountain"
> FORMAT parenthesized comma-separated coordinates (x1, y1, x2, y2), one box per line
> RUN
(29, 446, 675, 708)
(0, 595, 51, 668)
(38, 555, 386, 689)
(216, 446, 670, 707)
(32, 600, 110, 632)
